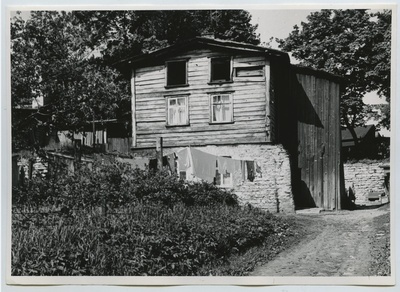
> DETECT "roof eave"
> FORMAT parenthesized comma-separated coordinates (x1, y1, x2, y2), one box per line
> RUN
(115, 37, 289, 68)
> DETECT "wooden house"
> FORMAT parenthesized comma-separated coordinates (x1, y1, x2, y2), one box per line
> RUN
(117, 37, 344, 212)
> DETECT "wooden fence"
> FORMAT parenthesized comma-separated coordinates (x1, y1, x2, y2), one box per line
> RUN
(107, 138, 132, 154)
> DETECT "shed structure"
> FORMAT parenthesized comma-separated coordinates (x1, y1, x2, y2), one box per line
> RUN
(117, 37, 344, 212)
(292, 66, 343, 210)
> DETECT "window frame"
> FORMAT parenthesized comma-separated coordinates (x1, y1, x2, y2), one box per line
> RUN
(208, 56, 233, 84)
(165, 59, 189, 88)
(216, 171, 233, 188)
(165, 94, 190, 127)
(208, 91, 234, 124)
(234, 65, 265, 78)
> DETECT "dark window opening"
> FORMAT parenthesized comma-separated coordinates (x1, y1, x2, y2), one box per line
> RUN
(166, 61, 187, 86)
(210, 57, 231, 82)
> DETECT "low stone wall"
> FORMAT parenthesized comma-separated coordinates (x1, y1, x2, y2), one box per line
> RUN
(344, 160, 387, 205)
(131, 144, 294, 213)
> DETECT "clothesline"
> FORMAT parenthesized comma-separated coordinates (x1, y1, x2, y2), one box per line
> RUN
(131, 147, 258, 185)
(175, 147, 256, 184)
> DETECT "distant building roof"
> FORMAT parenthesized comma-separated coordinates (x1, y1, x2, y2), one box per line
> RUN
(342, 125, 375, 147)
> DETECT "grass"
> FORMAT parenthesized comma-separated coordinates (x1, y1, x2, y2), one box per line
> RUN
(368, 209, 391, 276)
(12, 160, 300, 276)
(12, 203, 297, 276)
(198, 215, 306, 276)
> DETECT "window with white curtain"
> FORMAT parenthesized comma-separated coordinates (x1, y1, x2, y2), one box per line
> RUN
(210, 93, 233, 123)
(166, 95, 189, 126)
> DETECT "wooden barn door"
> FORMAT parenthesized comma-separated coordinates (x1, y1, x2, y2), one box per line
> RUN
(294, 70, 342, 210)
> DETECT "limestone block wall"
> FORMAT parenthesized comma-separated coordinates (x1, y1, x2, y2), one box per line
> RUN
(344, 160, 387, 205)
(131, 144, 294, 213)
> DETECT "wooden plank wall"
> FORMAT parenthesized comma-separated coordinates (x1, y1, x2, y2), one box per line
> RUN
(295, 71, 341, 210)
(133, 49, 270, 148)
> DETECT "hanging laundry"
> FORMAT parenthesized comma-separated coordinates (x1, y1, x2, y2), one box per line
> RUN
(246, 160, 255, 182)
(233, 159, 242, 180)
(176, 148, 191, 171)
(217, 156, 236, 174)
(255, 162, 262, 178)
(240, 160, 247, 181)
(190, 148, 217, 183)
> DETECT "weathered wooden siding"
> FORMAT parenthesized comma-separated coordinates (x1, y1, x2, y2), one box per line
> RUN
(133, 49, 270, 148)
(294, 69, 342, 210)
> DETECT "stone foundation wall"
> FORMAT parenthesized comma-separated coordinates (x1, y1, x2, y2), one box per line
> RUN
(131, 144, 294, 213)
(344, 160, 387, 205)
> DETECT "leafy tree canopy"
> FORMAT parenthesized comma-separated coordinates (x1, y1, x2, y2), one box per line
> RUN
(11, 11, 130, 151)
(73, 10, 260, 65)
(277, 9, 391, 131)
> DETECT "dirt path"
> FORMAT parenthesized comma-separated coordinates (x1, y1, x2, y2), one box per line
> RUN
(251, 205, 390, 276)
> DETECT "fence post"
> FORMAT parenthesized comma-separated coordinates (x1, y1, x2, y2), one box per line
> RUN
(92, 119, 96, 152)
(28, 158, 34, 180)
(156, 137, 163, 170)
(74, 139, 82, 162)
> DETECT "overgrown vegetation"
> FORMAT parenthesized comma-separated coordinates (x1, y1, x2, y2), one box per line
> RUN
(12, 159, 295, 276)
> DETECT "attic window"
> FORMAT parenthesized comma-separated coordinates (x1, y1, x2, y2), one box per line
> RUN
(166, 60, 188, 87)
(235, 66, 264, 77)
(210, 57, 232, 83)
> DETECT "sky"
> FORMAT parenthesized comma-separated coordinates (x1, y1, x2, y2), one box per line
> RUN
(249, 9, 317, 49)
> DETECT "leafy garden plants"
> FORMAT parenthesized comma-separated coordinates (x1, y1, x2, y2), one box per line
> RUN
(12, 158, 295, 276)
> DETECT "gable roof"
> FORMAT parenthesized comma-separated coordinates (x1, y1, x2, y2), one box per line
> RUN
(342, 125, 376, 146)
(115, 37, 290, 68)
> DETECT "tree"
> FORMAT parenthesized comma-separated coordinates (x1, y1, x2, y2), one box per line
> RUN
(11, 11, 130, 151)
(11, 10, 260, 151)
(277, 9, 391, 136)
(73, 10, 260, 65)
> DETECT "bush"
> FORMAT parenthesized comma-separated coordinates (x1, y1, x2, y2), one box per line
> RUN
(12, 157, 293, 276)
(13, 158, 238, 211)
